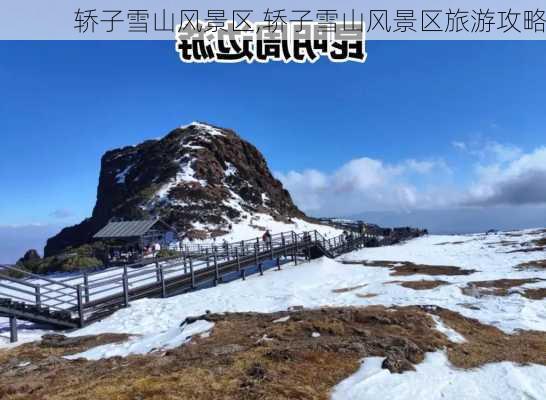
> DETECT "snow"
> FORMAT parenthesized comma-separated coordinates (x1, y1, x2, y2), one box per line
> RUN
(331, 351, 546, 400)
(273, 316, 290, 323)
(154, 160, 207, 201)
(115, 164, 133, 184)
(202, 212, 343, 244)
(2, 228, 546, 399)
(224, 162, 237, 177)
(180, 121, 225, 137)
(431, 315, 466, 343)
(66, 320, 214, 360)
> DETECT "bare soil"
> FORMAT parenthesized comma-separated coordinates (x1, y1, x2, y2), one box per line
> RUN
(1, 306, 545, 400)
(522, 288, 546, 300)
(461, 278, 546, 299)
(515, 260, 546, 271)
(506, 246, 545, 253)
(392, 280, 450, 290)
(344, 260, 476, 276)
(332, 284, 367, 293)
(505, 235, 546, 253)
(355, 293, 378, 299)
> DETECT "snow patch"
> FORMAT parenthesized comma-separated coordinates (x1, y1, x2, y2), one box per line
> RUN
(180, 121, 225, 137)
(66, 320, 214, 360)
(115, 164, 133, 184)
(331, 351, 546, 400)
(431, 315, 466, 343)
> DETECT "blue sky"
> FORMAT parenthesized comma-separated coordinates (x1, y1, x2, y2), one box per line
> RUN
(1, 40, 546, 261)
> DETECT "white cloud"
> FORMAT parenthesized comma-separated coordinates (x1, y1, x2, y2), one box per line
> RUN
(276, 157, 451, 216)
(452, 141, 467, 151)
(452, 139, 522, 163)
(277, 142, 546, 216)
(465, 146, 546, 206)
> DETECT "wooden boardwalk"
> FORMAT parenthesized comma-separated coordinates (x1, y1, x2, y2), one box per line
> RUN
(0, 226, 422, 342)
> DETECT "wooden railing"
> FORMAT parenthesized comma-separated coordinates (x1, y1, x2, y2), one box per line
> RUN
(0, 226, 424, 342)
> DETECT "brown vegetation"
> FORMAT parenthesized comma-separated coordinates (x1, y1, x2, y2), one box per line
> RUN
(332, 284, 367, 293)
(434, 307, 546, 368)
(1, 306, 545, 400)
(355, 293, 378, 299)
(344, 260, 476, 276)
(461, 278, 546, 299)
(521, 288, 546, 300)
(515, 260, 546, 271)
(393, 280, 450, 290)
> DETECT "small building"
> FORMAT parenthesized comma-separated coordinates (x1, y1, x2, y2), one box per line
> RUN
(93, 219, 178, 264)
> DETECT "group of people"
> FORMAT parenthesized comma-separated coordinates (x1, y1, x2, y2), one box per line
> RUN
(342, 230, 353, 243)
(143, 242, 162, 257)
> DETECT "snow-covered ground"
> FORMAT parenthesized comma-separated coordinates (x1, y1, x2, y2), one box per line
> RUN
(0, 217, 342, 344)
(2, 228, 546, 399)
(331, 351, 546, 400)
(189, 214, 343, 245)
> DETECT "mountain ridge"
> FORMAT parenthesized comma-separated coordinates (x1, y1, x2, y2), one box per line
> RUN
(44, 122, 306, 257)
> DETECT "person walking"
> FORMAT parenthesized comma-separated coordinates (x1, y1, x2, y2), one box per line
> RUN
(262, 230, 272, 250)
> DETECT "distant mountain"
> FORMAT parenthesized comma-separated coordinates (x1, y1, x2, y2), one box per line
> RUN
(45, 122, 305, 256)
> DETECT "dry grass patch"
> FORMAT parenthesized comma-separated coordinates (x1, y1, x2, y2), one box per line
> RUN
(1, 306, 545, 400)
(332, 284, 367, 293)
(521, 288, 546, 300)
(0, 333, 129, 366)
(355, 293, 378, 299)
(461, 278, 545, 298)
(433, 307, 546, 368)
(505, 235, 546, 253)
(507, 246, 545, 253)
(515, 260, 546, 271)
(344, 260, 476, 277)
(395, 280, 450, 290)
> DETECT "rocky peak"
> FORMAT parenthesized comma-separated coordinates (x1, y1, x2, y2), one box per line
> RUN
(44, 122, 305, 256)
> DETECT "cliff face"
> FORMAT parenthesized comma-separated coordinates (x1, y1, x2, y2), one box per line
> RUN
(44, 123, 305, 256)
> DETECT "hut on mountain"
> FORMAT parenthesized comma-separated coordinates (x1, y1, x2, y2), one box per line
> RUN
(93, 219, 178, 264)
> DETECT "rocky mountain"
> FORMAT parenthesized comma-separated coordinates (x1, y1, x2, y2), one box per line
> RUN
(44, 122, 305, 257)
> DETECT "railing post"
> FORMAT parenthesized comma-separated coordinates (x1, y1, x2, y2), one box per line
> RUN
(276, 257, 281, 271)
(9, 315, 17, 343)
(281, 233, 286, 258)
(259, 262, 264, 276)
(254, 245, 259, 270)
(76, 285, 84, 327)
(160, 265, 166, 298)
(155, 260, 161, 282)
(236, 248, 241, 272)
(213, 249, 219, 286)
(241, 268, 246, 280)
(241, 241, 245, 256)
(183, 254, 187, 274)
(83, 272, 90, 303)
(122, 273, 129, 308)
(34, 285, 41, 307)
(206, 249, 210, 268)
(190, 257, 195, 289)
(294, 232, 298, 265)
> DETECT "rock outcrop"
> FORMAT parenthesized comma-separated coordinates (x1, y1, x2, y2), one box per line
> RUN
(45, 122, 305, 256)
